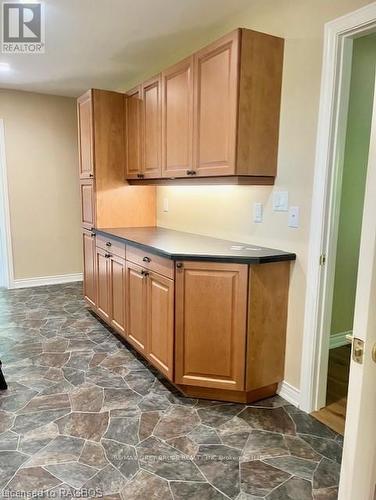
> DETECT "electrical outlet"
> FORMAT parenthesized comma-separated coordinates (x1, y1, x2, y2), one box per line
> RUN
(288, 206, 299, 228)
(253, 202, 263, 223)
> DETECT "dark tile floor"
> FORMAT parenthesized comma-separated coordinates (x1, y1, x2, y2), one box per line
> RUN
(0, 283, 342, 499)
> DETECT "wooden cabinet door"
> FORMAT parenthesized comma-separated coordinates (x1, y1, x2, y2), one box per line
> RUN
(109, 254, 126, 336)
(193, 31, 239, 177)
(77, 91, 94, 179)
(175, 261, 247, 390)
(146, 271, 174, 380)
(142, 76, 162, 178)
(82, 229, 96, 308)
(161, 58, 193, 178)
(96, 247, 110, 322)
(125, 261, 147, 354)
(80, 179, 95, 229)
(125, 87, 143, 179)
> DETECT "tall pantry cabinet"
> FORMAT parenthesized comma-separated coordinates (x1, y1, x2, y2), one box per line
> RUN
(77, 89, 156, 312)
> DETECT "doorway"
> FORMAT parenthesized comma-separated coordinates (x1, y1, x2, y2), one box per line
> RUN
(311, 33, 376, 435)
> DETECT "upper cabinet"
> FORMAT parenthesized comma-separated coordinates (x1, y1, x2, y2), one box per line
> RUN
(193, 31, 238, 177)
(125, 86, 143, 179)
(125, 28, 284, 184)
(77, 88, 156, 229)
(77, 91, 94, 179)
(142, 76, 162, 179)
(161, 57, 194, 178)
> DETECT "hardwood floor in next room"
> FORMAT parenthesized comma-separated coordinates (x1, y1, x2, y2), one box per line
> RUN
(311, 346, 351, 436)
(0, 283, 342, 499)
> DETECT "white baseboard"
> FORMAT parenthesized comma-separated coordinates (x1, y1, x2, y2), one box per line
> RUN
(277, 381, 300, 408)
(11, 273, 83, 289)
(330, 330, 351, 349)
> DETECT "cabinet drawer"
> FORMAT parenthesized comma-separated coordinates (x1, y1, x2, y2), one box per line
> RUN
(96, 235, 126, 259)
(126, 245, 174, 279)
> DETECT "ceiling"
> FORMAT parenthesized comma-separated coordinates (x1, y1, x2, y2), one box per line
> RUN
(0, 0, 252, 97)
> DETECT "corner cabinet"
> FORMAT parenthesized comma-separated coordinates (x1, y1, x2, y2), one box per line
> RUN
(125, 28, 284, 184)
(175, 261, 248, 391)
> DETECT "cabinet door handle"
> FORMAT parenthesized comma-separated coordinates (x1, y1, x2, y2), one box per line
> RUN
(141, 270, 149, 277)
(89, 173, 94, 178)
(137, 173, 144, 179)
(106, 242, 112, 247)
(176, 262, 183, 269)
(186, 170, 197, 176)
(143, 256, 151, 263)
(105, 253, 111, 258)
(91, 232, 96, 238)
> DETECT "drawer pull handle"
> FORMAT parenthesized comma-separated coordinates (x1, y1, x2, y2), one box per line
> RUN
(89, 173, 94, 178)
(106, 242, 112, 247)
(105, 253, 111, 259)
(143, 256, 151, 263)
(137, 173, 144, 179)
(186, 170, 197, 176)
(176, 262, 183, 269)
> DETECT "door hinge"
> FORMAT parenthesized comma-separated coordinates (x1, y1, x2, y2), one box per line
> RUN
(319, 254, 326, 266)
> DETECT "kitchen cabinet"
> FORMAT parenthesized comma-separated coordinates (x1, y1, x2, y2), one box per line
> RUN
(77, 91, 93, 179)
(125, 248, 174, 380)
(85, 227, 294, 403)
(125, 86, 143, 179)
(193, 31, 238, 177)
(80, 179, 95, 230)
(125, 261, 148, 354)
(161, 57, 194, 178)
(77, 88, 156, 229)
(95, 246, 111, 322)
(146, 270, 174, 379)
(125, 28, 284, 184)
(109, 254, 126, 335)
(142, 76, 162, 178)
(82, 228, 96, 308)
(175, 261, 248, 391)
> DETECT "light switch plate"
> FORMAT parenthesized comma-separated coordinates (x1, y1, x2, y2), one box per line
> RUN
(163, 198, 169, 212)
(273, 191, 289, 212)
(253, 202, 263, 223)
(288, 206, 299, 228)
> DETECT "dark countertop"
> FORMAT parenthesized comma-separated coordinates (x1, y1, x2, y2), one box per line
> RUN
(95, 227, 296, 264)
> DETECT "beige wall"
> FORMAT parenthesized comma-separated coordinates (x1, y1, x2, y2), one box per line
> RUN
(155, 0, 371, 389)
(0, 89, 82, 280)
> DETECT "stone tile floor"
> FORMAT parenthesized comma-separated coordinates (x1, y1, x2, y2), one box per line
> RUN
(0, 283, 342, 499)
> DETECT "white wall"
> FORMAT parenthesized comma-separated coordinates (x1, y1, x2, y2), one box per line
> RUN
(0, 89, 82, 282)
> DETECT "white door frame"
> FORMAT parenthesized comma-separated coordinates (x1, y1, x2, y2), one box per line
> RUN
(0, 119, 14, 289)
(300, 2, 376, 413)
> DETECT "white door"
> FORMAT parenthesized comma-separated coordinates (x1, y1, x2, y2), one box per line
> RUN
(338, 72, 376, 500)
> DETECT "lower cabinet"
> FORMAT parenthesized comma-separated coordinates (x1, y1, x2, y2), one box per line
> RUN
(95, 245, 126, 334)
(83, 240, 291, 403)
(125, 261, 174, 380)
(109, 254, 126, 335)
(95, 247, 111, 322)
(146, 270, 174, 379)
(82, 229, 96, 307)
(125, 261, 148, 354)
(175, 261, 248, 391)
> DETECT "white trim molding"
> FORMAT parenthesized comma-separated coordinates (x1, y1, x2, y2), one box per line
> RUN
(12, 273, 83, 289)
(0, 119, 14, 289)
(300, 2, 376, 414)
(330, 330, 352, 349)
(277, 381, 300, 408)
